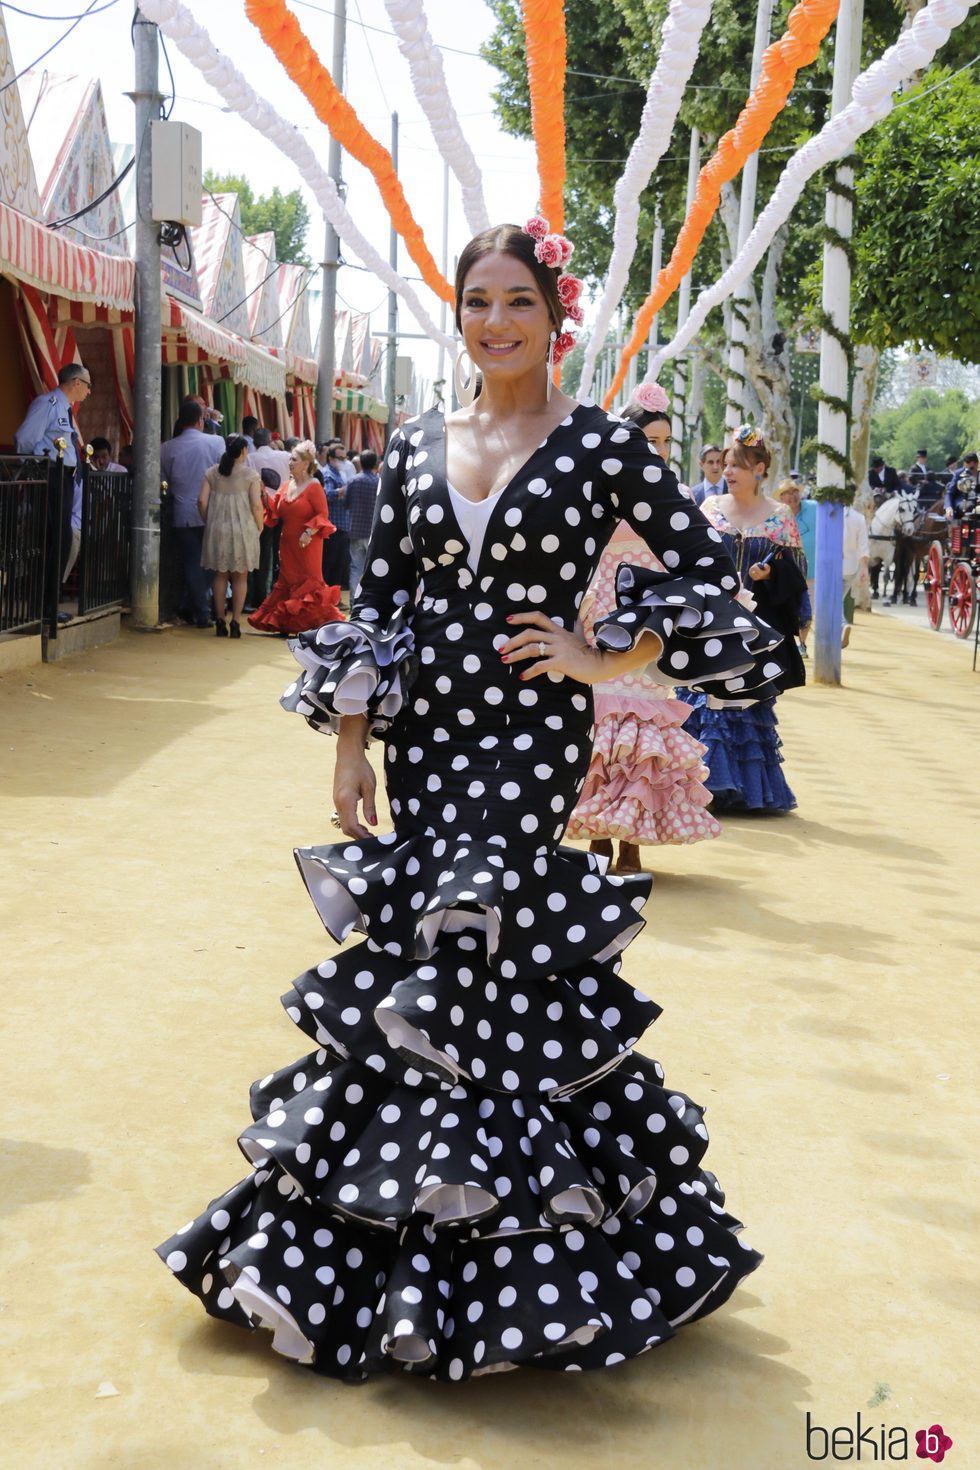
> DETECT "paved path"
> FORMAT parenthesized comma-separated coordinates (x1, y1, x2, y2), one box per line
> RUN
(1, 610, 975, 1469)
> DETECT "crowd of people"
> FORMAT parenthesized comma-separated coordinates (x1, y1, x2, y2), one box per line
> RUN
(156, 399, 382, 635)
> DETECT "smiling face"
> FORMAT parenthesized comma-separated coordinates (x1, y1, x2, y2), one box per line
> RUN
(778, 484, 801, 514)
(458, 251, 555, 384)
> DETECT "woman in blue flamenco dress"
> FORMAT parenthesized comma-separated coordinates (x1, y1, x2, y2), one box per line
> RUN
(156, 221, 786, 1382)
(678, 428, 809, 813)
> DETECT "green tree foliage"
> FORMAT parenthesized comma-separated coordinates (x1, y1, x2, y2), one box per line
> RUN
(850, 70, 980, 362)
(203, 170, 312, 266)
(870, 388, 977, 468)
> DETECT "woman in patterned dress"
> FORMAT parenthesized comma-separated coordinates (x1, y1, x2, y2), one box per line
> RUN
(677, 429, 809, 812)
(567, 386, 720, 874)
(157, 224, 786, 1382)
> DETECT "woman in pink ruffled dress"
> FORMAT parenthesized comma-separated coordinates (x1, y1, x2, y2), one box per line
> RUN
(566, 385, 720, 873)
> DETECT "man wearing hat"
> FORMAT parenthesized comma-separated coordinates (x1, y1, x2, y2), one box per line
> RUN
(945, 452, 979, 520)
(869, 455, 899, 497)
(907, 448, 929, 475)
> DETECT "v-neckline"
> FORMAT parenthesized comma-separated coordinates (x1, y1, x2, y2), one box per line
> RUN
(431, 403, 586, 584)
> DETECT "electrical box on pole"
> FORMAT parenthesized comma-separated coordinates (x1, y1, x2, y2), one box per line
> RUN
(150, 121, 202, 226)
(395, 356, 413, 398)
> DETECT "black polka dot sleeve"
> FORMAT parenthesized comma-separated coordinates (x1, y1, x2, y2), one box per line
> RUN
(280, 431, 419, 737)
(589, 419, 786, 706)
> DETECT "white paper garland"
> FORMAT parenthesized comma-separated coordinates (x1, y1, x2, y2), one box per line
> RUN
(136, 0, 456, 353)
(643, 0, 978, 384)
(576, 0, 714, 398)
(383, 0, 491, 237)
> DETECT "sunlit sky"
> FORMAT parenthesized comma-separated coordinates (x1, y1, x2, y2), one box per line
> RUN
(3, 0, 542, 381)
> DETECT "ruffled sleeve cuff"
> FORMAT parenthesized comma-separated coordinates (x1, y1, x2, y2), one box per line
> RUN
(593, 564, 786, 707)
(280, 604, 416, 737)
(304, 509, 336, 540)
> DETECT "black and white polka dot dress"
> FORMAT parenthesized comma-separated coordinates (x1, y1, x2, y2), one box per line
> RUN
(157, 403, 783, 1382)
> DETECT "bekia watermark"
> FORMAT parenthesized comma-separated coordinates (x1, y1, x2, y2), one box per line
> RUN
(805, 1413, 953, 1461)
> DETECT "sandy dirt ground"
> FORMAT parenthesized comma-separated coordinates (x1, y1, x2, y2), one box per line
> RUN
(1, 608, 976, 1470)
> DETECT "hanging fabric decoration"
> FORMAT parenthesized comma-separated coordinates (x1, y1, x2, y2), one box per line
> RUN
(643, 0, 980, 386)
(602, 0, 840, 410)
(521, 0, 567, 233)
(136, 0, 455, 353)
(383, 0, 491, 237)
(245, 0, 453, 306)
(577, 0, 714, 399)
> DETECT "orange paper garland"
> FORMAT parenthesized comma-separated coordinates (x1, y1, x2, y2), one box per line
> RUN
(245, 0, 454, 306)
(521, 0, 567, 235)
(603, 0, 840, 409)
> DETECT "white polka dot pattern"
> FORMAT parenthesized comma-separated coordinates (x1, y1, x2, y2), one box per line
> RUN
(159, 405, 763, 1383)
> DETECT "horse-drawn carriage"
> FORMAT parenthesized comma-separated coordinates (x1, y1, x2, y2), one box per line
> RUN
(925, 473, 979, 638)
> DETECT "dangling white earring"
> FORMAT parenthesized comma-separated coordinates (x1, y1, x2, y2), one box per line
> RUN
(546, 331, 557, 403)
(454, 349, 476, 407)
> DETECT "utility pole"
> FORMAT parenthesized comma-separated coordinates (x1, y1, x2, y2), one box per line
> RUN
(316, 0, 346, 444)
(386, 111, 399, 441)
(814, 0, 864, 685)
(130, 9, 163, 628)
(647, 201, 663, 360)
(671, 127, 699, 478)
(436, 159, 449, 405)
(725, 0, 774, 432)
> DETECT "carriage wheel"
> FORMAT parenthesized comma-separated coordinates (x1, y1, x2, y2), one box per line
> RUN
(948, 563, 977, 639)
(925, 541, 945, 629)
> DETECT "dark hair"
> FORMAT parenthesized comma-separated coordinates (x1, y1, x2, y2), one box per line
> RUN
(174, 400, 204, 436)
(242, 416, 258, 435)
(871, 455, 884, 468)
(219, 434, 249, 476)
(284, 437, 300, 451)
(620, 403, 670, 431)
(965, 451, 979, 464)
(90, 437, 111, 454)
(946, 455, 958, 466)
(359, 449, 378, 472)
(454, 224, 563, 334)
(253, 426, 272, 448)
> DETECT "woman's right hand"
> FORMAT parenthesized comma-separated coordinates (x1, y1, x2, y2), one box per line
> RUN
(334, 717, 377, 838)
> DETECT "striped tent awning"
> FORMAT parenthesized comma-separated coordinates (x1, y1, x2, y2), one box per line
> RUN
(0, 199, 134, 310)
(270, 344, 318, 385)
(333, 384, 389, 423)
(164, 298, 286, 398)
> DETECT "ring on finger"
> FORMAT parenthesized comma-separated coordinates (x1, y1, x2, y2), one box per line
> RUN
(330, 812, 342, 829)
(538, 641, 546, 657)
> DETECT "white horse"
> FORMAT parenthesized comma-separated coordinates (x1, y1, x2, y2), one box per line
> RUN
(868, 492, 918, 600)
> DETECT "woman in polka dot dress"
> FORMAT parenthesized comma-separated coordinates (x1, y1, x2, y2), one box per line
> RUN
(677, 429, 809, 813)
(157, 224, 784, 1382)
(567, 387, 720, 873)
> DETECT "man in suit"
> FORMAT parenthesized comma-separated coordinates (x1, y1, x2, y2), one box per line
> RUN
(907, 448, 929, 475)
(689, 443, 724, 506)
(945, 452, 979, 520)
(15, 362, 92, 609)
(869, 456, 899, 497)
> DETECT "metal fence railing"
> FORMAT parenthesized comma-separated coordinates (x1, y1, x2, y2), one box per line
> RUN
(0, 455, 49, 637)
(77, 467, 131, 617)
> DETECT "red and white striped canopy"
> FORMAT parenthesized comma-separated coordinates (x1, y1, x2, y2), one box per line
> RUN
(0, 200, 133, 310)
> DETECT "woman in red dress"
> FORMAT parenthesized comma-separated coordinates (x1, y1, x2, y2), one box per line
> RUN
(248, 440, 345, 633)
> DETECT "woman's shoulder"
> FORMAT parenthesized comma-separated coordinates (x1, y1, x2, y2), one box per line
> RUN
(768, 501, 802, 544)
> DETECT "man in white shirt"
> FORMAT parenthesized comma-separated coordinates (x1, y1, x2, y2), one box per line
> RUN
(248, 427, 291, 485)
(841, 504, 870, 647)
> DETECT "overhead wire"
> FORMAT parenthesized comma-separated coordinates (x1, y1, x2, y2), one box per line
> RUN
(0, 0, 116, 94)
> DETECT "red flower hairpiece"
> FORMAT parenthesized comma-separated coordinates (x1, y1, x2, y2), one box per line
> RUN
(522, 218, 583, 361)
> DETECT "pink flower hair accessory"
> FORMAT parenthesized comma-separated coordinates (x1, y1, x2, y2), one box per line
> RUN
(551, 331, 577, 366)
(524, 216, 548, 242)
(633, 382, 670, 414)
